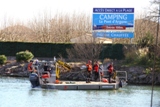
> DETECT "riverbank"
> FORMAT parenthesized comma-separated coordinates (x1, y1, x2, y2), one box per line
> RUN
(0, 59, 160, 85)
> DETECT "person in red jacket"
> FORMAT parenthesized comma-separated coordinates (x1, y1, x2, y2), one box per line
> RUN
(86, 60, 92, 83)
(107, 62, 114, 83)
(93, 61, 100, 81)
(27, 60, 34, 73)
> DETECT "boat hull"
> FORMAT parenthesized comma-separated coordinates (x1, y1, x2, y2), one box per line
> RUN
(40, 81, 120, 90)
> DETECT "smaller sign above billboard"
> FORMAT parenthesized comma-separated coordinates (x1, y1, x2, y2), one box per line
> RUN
(93, 8, 134, 13)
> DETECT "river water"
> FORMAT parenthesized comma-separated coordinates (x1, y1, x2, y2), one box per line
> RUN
(0, 76, 160, 107)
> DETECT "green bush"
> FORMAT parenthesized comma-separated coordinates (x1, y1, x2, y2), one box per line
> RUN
(124, 51, 138, 64)
(124, 50, 152, 67)
(16, 50, 34, 62)
(0, 55, 7, 65)
(136, 55, 149, 65)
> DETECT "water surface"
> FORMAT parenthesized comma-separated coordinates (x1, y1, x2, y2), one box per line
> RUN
(0, 76, 159, 107)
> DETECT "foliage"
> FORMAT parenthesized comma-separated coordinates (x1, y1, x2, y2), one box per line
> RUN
(136, 32, 155, 61)
(0, 42, 125, 60)
(0, 55, 7, 65)
(124, 50, 138, 65)
(0, 12, 92, 43)
(124, 50, 153, 67)
(136, 33, 160, 71)
(124, 39, 152, 67)
(145, 68, 151, 74)
(16, 50, 34, 62)
(136, 55, 151, 66)
(137, 32, 154, 48)
(124, 32, 160, 72)
(66, 42, 103, 62)
(100, 44, 125, 60)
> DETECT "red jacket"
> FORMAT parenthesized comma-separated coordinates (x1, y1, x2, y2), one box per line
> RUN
(107, 64, 113, 73)
(93, 64, 99, 72)
(27, 62, 33, 72)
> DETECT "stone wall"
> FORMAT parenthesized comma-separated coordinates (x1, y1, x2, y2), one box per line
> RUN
(118, 66, 160, 85)
(0, 61, 160, 85)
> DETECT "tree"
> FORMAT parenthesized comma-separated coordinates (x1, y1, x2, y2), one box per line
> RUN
(28, 11, 91, 43)
(28, 12, 52, 43)
(135, 32, 155, 66)
(0, 18, 33, 42)
(144, 1, 160, 106)
(49, 12, 91, 43)
(66, 37, 103, 63)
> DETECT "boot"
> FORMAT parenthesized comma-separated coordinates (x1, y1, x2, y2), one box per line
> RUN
(86, 78, 89, 83)
(88, 78, 91, 83)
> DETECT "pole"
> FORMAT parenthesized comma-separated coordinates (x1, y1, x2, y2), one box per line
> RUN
(150, 2, 160, 107)
(130, 38, 132, 44)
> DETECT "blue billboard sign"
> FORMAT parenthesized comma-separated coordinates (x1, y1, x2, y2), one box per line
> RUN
(92, 8, 134, 38)
(93, 32, 134, 38)
(93, 14, 134, 29)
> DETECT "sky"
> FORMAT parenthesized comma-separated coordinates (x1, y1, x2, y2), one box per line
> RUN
(0, 0, 152, 23)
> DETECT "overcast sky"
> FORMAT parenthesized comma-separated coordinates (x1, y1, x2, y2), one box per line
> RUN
(0, 0, 152, 23)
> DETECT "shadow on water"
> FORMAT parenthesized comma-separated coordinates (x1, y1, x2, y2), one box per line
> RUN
(28, 86, 59, 96)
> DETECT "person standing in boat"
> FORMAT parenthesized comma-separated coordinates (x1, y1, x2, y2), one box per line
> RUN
(93, 61, 100, 81)
(27, 60, 34, 73)
(86, 60, 92, 83)
(43, 63, 48, 71)
(99, 64, 104, 81)
(107, 62, 114, 83)
(29, 67, 40, 88)
(42, 63, 51, 78)
(53, 56, 56, 63)
(35, 58, 39, 65)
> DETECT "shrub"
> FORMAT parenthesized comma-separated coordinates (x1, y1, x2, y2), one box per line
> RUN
(0, 55, 7, 65)
(124, 51, 138, 64)
(136, 55, 150, 66)
(124, 49, 152, 67)
(16, 50, 34, 62)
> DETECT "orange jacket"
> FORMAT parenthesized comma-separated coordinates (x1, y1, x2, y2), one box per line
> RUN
(27, 62, 33, 71)
(86, 64, 92, 72)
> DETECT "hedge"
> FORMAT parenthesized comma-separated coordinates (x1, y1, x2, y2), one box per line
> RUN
(0, 42, 125, 60)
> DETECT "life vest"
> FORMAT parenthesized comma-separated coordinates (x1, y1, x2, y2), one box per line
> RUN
(86, 64, 92, 72)
(93, 64, 99, 72)
(27, 62, 33, 71)
(41, 74, 50, 79)
(55, 80, 60, 84)
(108, 65, 113, 73)
(102, 78, 108, 83)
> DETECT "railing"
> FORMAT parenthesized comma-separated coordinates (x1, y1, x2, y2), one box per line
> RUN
(116, 71, 128, 81)
(103, 70, 128, 81)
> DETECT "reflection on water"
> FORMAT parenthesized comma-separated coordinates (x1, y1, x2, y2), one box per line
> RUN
(0, 76, 160, 107)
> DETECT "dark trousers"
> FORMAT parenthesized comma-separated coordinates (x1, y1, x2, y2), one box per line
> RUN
(86, 71, 92, 83)
(94, 71, 99, 81)
(108, 72, 113, 83)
